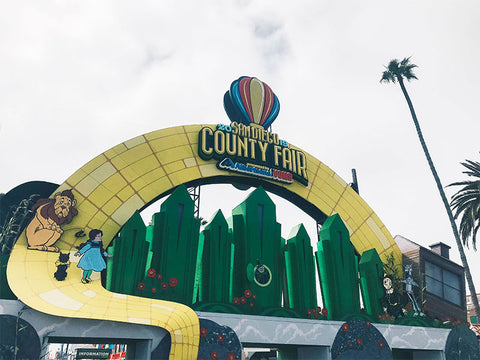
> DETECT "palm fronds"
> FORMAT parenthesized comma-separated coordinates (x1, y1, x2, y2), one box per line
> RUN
(449, 160, 480, 249)
(380, 57, 418, 83)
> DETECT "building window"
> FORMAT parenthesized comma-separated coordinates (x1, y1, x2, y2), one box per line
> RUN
(425, 261, 461, 306)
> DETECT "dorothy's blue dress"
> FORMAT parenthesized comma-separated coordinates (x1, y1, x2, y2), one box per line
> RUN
(77, 241, 108, 272)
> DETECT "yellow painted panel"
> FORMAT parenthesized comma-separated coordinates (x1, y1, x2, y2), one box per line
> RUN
(186, 131, 200, 144)
(308, 182, 327, 201)
(124, 135, 146, 149)
(111, 143, 153, 170)
(194, 154, 213, 166)
(342, 189, 373, 220)
(138, 177, 173, 203)
(81, 154, 108, 174)
(305, 155, 322, 171)
(334, 200, 365, 229)
(127, 309, 152, 319)
(333, 173, 348, 187)
(199, 164, 223, 178)
(183, 157, 197, 168)
(315, 181, 343, 204)
(168, 167, 202, 187)
(156, 146, 194, 164)
(145, 126, 186, 141)
(90, 162, 117, 184)
(119, 166, 142, 183)
(102, 196, 123, 216)
(342, 218, 353, 235)
(117, 186, 135, 202)
(104, 143, 128, 160)
(69, 199, 99, 229)
(286, 181, 310, 199)
(87, 211, 108, 230)
(150, 134, 190, 153)
(131, 167, 166, 192)
(100, 219, 122, 245)
(111, 194, 145, 224)
(67, 168, 89, 187)
(89, 184, 116, 208)
(351, 230, 368, 250)
(307, 191, 334, 215)
(102, 173, 128, 194)
(164, 160, 185, 174)
(76, 175, 101, 198)
(131, 177, 149, 192)
(110, 156, 129, 171)
(366, 217, 394, 249)
(128, 154, 160, 178)
(356, 222, 385, 251)
(319, 163, 335, 177)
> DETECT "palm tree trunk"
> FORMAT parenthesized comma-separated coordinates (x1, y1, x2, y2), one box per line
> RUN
(398, 77, 480, 320)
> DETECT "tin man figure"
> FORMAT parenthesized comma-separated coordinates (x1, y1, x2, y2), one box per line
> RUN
(402, 264, 424, 316)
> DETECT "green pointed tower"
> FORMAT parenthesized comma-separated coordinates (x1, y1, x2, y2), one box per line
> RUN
(106, 210, 149, 294)
(147, 184, 200, 304)
(231, 187, 283, 310)
(284, 224, 317, 316)
(316, 214, 360, 319)
(359, 248, 384, 317)
(198, 210, 233, 303)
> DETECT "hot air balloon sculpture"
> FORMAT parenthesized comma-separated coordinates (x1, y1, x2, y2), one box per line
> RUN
(224, 76, 280, 130)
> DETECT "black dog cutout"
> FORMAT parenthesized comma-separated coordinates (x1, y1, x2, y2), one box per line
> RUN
(54, 252, 70, 281)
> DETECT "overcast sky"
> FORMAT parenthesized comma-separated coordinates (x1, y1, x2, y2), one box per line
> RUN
(2, 1, 480, 291)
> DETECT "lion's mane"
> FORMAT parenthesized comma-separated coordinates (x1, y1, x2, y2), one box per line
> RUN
(32, 190, 78, 225)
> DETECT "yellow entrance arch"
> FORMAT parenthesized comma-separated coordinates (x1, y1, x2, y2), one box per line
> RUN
(8, 124, 401, 360)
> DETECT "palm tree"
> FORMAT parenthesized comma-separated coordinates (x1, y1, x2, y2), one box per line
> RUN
(449, 160, 480, 250)
(381, 57, 480, 319)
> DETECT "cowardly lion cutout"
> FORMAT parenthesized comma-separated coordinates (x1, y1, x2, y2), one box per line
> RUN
(25, 189, 78, 252)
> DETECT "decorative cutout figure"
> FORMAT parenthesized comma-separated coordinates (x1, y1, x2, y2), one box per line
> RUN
(54, 252, 70, 281)
(402, 264, 424, 316)
(380, 274, 404, 319)
(75, 229, 112, 284)
(25, 189, 78, 252)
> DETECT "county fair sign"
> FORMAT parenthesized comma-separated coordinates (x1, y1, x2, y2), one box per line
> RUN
(198, 76, 308, 186)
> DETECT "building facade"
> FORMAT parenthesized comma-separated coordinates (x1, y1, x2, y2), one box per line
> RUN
(395, 235, 467, 323)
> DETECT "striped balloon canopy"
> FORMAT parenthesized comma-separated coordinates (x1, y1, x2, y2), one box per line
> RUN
(223, 76, 280, 129)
